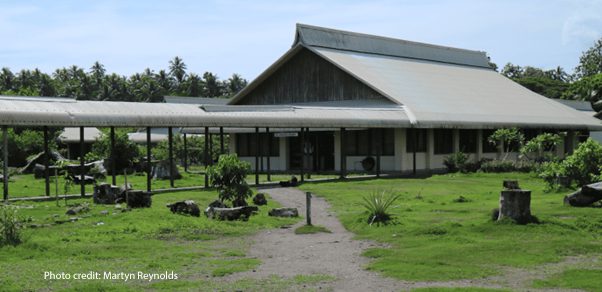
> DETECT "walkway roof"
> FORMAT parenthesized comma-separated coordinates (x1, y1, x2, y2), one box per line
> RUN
(0, 96, 411, 128)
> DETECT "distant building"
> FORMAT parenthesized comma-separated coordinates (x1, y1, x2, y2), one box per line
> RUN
(58, 127, 103, 159)
(552, 99, 602, 144)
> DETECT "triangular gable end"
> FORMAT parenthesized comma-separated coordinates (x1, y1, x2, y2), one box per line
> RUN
(232, 47, 393, 105)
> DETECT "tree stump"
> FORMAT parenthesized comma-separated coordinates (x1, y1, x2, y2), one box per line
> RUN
(498, 189, 532, 224)
(125, 190, 152, 208)
(93, 183, 122, 204)
(564, 182, 602, 207)
(33, 164, 46, 179)
(503, 180, 520, 190)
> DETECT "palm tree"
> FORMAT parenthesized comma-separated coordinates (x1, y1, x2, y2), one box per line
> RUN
(168, 56, 187, 85)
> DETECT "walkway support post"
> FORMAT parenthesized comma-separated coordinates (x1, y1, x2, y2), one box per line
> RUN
(376, 128, 381, 178)
(43, 126, 50, 196)
(183, 133, 188, 172)
(3, 126, 8, 201)
(266, 127, 271, 182)
(110, 126, 116, 185)
(255, 127, 260, 186)
(146, 127, 152, 192)
(300, 127, 305, 182)
(220, 127, 225, 155)
(340, 128, 346, 179)
(80, 126, 85, 197)
(413, 128, 417, 176)
(168, 127, 174, 188)
(306, 192, 312, 226)
(204, 126, 209, 188)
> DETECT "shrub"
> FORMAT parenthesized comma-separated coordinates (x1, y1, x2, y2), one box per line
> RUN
(0, 205, 22, 247)
(520, 133, 563, 162)
(361, 190, 401, 225)
(487, 128, 524, 161)
(207, 154, 252, 207)
(538, 139, 602, 189)
(480, 160, 535, 173)
(443, 152, 469, 173)
(562, 139, 602, 186)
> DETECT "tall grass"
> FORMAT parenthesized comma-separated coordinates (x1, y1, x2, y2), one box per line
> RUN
(0, 205, 22, 246)
(361, 190, 401, 225)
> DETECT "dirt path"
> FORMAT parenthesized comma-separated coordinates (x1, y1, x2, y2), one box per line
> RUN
(222, 187, 593, 291)
(224, 187, 405, 291)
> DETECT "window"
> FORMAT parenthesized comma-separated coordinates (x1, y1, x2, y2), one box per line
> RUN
(406, 129, 427, 153)
(434, 129, 453, 154)
(482, 129, 498, 153)
(459, 130, 477, 153)
(344, 129, 395, 156)
(236, 133, 279, 157)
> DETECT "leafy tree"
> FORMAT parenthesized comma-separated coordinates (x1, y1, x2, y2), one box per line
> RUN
(575, 38, 602, 79)
(520, 133, 562, 161)
(86, 128, 140, 174)
(488, 128, 524, 161)
(207, 154, 252, 207)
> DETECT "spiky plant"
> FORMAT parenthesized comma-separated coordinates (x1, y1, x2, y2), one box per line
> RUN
(361, 190, 401, 225)
(0, 205, 22, 246)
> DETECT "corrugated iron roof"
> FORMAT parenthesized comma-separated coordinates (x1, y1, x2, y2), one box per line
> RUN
(310, 47, 602, 130)
(0, 96, 411, 128)
(295, 23, 491, 68)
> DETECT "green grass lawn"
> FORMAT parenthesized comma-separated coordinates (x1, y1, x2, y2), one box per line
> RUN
(301, 172, 602, 286)
(6, 169, 339, 198)
(0, 189, 299, 291)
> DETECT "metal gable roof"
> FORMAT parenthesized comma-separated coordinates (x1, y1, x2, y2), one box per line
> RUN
(295, 23, 491, 69)
(310, 47, 602, 130)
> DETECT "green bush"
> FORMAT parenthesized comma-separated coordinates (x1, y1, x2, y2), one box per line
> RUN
(0, 205, 22, 247)
(538, 139, 602, 189)
(520, 133, 563, 162)
(443, 152, 469, 173)
(207, 154, 252, 207)
(361, 190, 401, 225)
(480, 160, 535, 173)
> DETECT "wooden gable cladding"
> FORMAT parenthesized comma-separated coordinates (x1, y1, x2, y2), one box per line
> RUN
(236, 48, 390, 105)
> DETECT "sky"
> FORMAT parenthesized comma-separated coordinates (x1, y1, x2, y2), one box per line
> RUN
(0, 0, 601, 81)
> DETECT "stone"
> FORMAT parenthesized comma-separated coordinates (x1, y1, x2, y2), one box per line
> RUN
(208, 200, 228, 208)
(252, 193, 268, 206)
(268, 208, 299, 218)
(279, 176, 299, 187)
(152, 160, 182, 180)
(66, 203, 89, 215)
(167, 200, 201, 217)
(564, 182, 602, 207)
(205, 206, 259, 221)
(100, 210, 109, 215)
